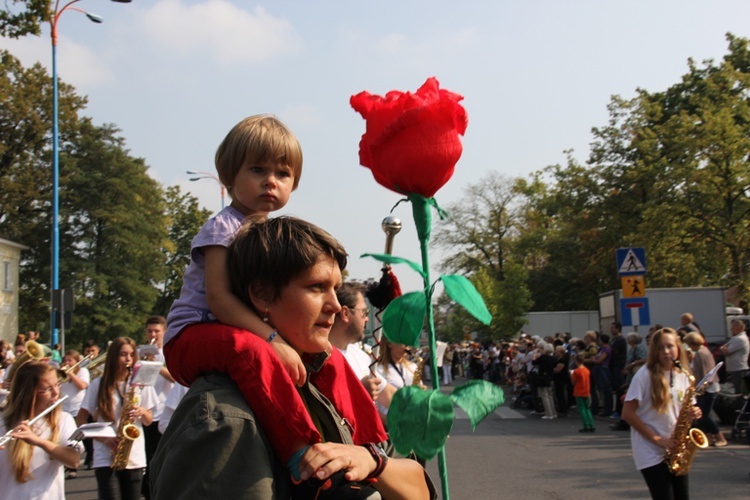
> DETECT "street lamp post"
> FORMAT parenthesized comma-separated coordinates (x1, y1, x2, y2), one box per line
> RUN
(186, 170, 226, 210)
(49, 0, 131, 348)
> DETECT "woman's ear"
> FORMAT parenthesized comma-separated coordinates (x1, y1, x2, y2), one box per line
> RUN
(248, 285, 272, 314)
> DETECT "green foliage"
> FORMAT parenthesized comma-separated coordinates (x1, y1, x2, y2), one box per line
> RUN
(0, 49, 207, 348)
(387, 386, 454, 460)
(154, 186, 211, 316)
(382, 291, 426, 347)
(434, 172, 533, 339)
(440, 274, 491, 325)
(61, 122, 168, 346)
(450, 380, 505, 430)
(471, 264, 531, 339)
(0, 0, 49, 38)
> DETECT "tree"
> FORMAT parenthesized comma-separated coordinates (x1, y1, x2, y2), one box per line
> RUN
(587, 33, 750, 307)
(434, 172, 532, 339)
(60, 121, 168, 346)
(153, 186, 211, 316)
(1, 49, 174, 346)
(0, 0, 49, 39)
(0, 49, 88, 332)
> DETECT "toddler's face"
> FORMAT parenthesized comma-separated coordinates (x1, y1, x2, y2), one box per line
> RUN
(230, 161, 294, 215)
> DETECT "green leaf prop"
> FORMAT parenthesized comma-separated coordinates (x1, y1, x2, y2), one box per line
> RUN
(449, 380, 505, 430)
(440, 274, 492, 325)
(387, 387, 454, 460)
(360, 253, 426, 278)
(381, 291, 426, 346)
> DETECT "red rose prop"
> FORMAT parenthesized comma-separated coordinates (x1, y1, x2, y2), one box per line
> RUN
(350, 77, 468, 198)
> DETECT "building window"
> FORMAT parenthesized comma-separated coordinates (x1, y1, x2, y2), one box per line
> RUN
(3, 261, 12, 291)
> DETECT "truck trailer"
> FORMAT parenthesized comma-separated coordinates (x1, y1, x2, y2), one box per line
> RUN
(598, 287, 744, 344)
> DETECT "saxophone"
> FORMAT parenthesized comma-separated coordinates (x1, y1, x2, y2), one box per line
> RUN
(412, 354, 426, 389)
(112, 367, 142, 471)
(664, 362, 709, 476)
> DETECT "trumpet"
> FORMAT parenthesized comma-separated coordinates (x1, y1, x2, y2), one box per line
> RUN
(0, 395, 68, 447)
(58, 353, 95, 383)
(86, 352, 107, 380)
(5, 341, 51, 387)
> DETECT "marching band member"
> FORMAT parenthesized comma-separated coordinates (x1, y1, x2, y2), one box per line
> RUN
(59, 350, 90, 479)
(622, 328, 702, 500)
(77, 337, 157, 500)
(0, 360, 82, 498)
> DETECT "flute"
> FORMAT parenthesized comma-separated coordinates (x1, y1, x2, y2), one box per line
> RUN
(0, 395, 68, 447)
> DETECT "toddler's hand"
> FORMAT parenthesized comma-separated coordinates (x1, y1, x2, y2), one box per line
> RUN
(271, 335, 307, 386)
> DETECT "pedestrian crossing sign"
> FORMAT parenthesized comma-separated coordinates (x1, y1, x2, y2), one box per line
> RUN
(616, 247, 647, 276)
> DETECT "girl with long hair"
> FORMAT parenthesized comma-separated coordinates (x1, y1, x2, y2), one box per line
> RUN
(0, 360, 81, 498)
(376, 337, 421, 393)
(77, 337, 157, 500)
(622, 327, 702, 500)
(60, 349, 90, 479)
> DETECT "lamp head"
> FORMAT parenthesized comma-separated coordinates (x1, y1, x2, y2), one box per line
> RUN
(85, 13, 104, 23)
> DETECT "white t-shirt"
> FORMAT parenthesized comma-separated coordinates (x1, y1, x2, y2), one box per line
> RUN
(149, 349, 174, 422)
(338, 344, 386, 388)
(60, 367, 90, 417)
(80, 378, 158, 469)
(376, 360, 416, 390)
(158, 383, 189, 434)
(0, 411, 82, 499)
(624, 366, 692, 470)
(723, 332, 750, 372)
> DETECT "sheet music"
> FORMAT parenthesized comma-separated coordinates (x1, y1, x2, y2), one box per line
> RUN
(696, 361, 723, 389)
(70, 422, 115, 441)
(131, 360, 162, 386)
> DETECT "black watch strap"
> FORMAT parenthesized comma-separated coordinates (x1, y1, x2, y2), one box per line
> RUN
(364, 442, 388, 479)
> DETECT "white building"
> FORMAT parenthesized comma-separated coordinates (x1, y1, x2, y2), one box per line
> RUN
(0, 237, 28, 344)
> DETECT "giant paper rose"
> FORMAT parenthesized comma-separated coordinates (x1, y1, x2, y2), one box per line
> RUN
(350, 77, 468, 198)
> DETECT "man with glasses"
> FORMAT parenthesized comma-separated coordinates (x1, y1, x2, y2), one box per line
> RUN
(329, 282, 396, 413)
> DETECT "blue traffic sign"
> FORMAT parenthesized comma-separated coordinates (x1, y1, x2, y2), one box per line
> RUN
(616, 247, 647, 276)
(620, 297, 650, 327)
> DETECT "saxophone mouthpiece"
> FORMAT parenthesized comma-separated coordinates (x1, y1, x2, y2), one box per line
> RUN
(673, 359, 682, 370)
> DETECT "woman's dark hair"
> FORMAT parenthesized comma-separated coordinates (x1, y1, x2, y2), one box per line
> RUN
(228, 215, 348, 307)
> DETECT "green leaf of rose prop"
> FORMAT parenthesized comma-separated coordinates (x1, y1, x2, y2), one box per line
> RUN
(352, 78, 505, 500)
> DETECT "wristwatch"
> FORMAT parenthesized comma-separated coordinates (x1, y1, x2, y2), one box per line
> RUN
(363, 442, 389, 479)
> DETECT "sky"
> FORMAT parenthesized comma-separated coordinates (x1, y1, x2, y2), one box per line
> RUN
(2, 0, 750, 295)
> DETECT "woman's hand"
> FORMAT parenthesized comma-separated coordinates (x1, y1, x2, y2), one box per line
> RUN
(360, 374, 382, 400)
(298, 442, 375, 482)
(129, 406, 147, 420)
(691, 405, 702, 420)
(8, 421, 44, 447)
(96, 436, 119, 451)
(652, 435, 678, 452)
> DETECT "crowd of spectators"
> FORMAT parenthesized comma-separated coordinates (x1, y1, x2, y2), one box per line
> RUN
(425, 315, 748, 440)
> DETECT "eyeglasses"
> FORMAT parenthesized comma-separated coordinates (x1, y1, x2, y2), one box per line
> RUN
(37, 381, 62, 395)
(348, 306, 370, 318)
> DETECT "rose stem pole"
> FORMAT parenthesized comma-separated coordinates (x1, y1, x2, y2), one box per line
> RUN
(409, 194, 450, 500)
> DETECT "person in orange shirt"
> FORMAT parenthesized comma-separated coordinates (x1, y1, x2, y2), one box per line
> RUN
(572, 353, 595, 432)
